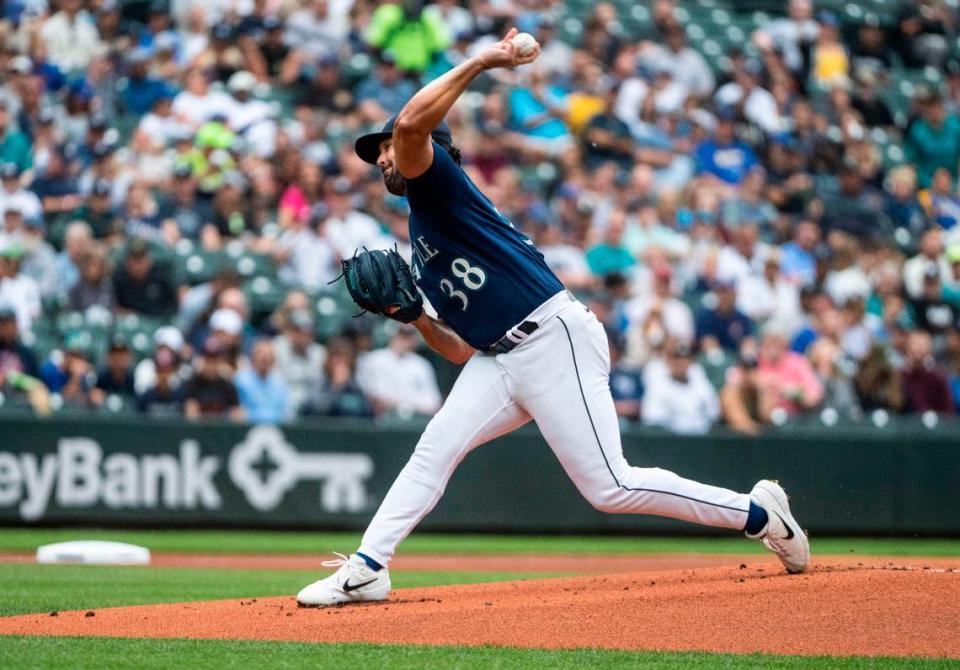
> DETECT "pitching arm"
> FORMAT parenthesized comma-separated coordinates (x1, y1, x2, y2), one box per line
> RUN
(411, 312, 476, 365)
(392, 28, 539, 179)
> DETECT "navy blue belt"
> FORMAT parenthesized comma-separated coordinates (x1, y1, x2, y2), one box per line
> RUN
(487, 320, 539, 354)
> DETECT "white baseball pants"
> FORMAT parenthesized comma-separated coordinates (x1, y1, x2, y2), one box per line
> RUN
(358, 292, 752, 566)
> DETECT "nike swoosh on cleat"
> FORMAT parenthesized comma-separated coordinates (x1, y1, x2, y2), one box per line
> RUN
(342, 578, 377, 593)
(775, 511, 795, 540)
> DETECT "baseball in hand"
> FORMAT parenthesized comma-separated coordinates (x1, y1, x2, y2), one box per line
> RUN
(511, 32, 538, 58)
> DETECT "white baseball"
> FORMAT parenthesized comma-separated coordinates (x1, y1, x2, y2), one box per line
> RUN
(511, 32, 538, 58)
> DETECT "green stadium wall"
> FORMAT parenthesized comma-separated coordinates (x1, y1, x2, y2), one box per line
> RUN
(0, 416, 957, 535)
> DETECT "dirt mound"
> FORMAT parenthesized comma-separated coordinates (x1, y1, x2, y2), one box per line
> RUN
(3, 559, 959, 658)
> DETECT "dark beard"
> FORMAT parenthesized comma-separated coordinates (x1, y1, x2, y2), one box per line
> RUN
(382, 169, 407, 196)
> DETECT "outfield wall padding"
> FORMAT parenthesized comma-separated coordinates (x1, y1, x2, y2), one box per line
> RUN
(0, 416, 956, 535)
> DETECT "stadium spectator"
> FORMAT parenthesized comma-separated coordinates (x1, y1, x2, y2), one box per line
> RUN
(134, 325, 187, 396)
(901, 329, 954, 413)
(356, 53, 418, 118)
(0, 102, 31, 175)
(694, 107, 759, 186)
(919, 167, 960, 230)
(276, 202, 340, 292)
(905, 91, 960, 189)
(809, 336, 862, 421)
(308, 336, 373, 418)
(855, 345, 906, 413)
(893, 0, 954, 69)
(19, 213, 58, 298)
(752, 0, 818, 75)
(0, 163, 41, 221)
(365, 0, 451, 74)
(235, 338, 290, 424)
(286, 0, 351, 62)
(357, 325, 441, 418)
(642, 339, 720, 435)
(112, 240, 179, 318)
(586, 209, 635, 278)
(695, 276, 755, 354)
(119, 48, 175, 116)
(608, 332, 643, 423)
(273, 309, 325, 416)
(655, 21, 714, 99)
(582, 84, 634, 172)
(67, 244, 115, 312)
(136, 346, 187, 417)
(507, 67, 572, 157)
(39, 333, 97, 407)
(0, 304, 46, 413)
(904, 229, 951, 299)
(184, 336, 243, 420)
(624, 261, 694, 367)
(92, 336, 136, 405)
(714, 59, 782, 134)
(39, 0, 103, 73)
(0, 242, 40, 334)
(810, 11, 849, 88)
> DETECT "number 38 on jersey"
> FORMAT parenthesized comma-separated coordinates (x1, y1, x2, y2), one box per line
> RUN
(439, 258, 486, 310)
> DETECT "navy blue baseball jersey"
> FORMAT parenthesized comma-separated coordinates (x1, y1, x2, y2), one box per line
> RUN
(404, 142, 564, 350)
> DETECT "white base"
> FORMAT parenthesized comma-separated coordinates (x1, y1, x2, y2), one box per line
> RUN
(36, 541, 151, 566)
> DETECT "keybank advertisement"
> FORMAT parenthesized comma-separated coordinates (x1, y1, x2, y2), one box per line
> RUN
(0, 419, 410, 526)
(1, 416, 958, 533)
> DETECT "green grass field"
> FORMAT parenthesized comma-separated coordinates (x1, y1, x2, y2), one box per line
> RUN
(1, 530, 958, 669)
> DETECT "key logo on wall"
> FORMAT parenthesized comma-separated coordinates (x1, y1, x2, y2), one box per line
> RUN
(228, 426, 374, 513)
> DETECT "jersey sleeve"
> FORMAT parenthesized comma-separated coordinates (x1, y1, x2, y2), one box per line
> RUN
(404, 141, 471, 211)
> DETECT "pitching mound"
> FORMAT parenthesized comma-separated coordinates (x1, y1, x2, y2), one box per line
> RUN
(3, 558, 959, 658)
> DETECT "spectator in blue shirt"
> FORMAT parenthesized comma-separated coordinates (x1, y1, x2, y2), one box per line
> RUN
(694, 107, 758, 185)
(235, 339, 290, 424)
(120, 48, 176, 116)
(695, 277, 755, 352)
(607, 331, 643, 422)
(507, 68, 571, 154)
(355, 53, 417, 117)
(779, 220, 820, 287)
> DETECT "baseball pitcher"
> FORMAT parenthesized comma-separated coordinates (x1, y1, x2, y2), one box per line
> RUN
(296, 29, 809, 607)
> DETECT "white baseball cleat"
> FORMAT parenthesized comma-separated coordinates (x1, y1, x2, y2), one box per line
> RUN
(746, 479, 810, 574)
(296, 553, 391, 607)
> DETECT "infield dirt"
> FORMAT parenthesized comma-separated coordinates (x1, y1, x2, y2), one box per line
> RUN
(2, 555, 958, 658)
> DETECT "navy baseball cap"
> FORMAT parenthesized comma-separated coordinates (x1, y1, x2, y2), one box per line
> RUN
(354, 115, 453, 165)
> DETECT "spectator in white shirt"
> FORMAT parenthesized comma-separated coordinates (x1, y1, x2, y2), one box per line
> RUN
(0, 243, 41, 334)
(903, 228, 951, 299)
(357, 325, 442, 418)
(752, 0, 819, 74)
(324, 177, 394, 259)
(535, 221, 595, 290)
(285, 0, 351, 61)
(624, 262, 695, 368)
(272, 309, 326, 416)
(224, 71, 277, 157)
(736, 252, 802, 331)
(276, 203, 340, 292)
(715, 60, 783, 134)
(0, 163, 42, 222)
(39, 0, 103, 73)
(172, 67, 233, 130)
(652, 22, 715, 99)
(716, 222, 769, 284)
(642, 339, 720, 435)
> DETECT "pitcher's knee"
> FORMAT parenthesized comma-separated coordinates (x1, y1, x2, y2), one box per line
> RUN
(582, 485, 629, 514)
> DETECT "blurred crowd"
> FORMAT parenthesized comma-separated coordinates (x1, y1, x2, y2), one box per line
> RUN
(2, 0, 960, 434)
